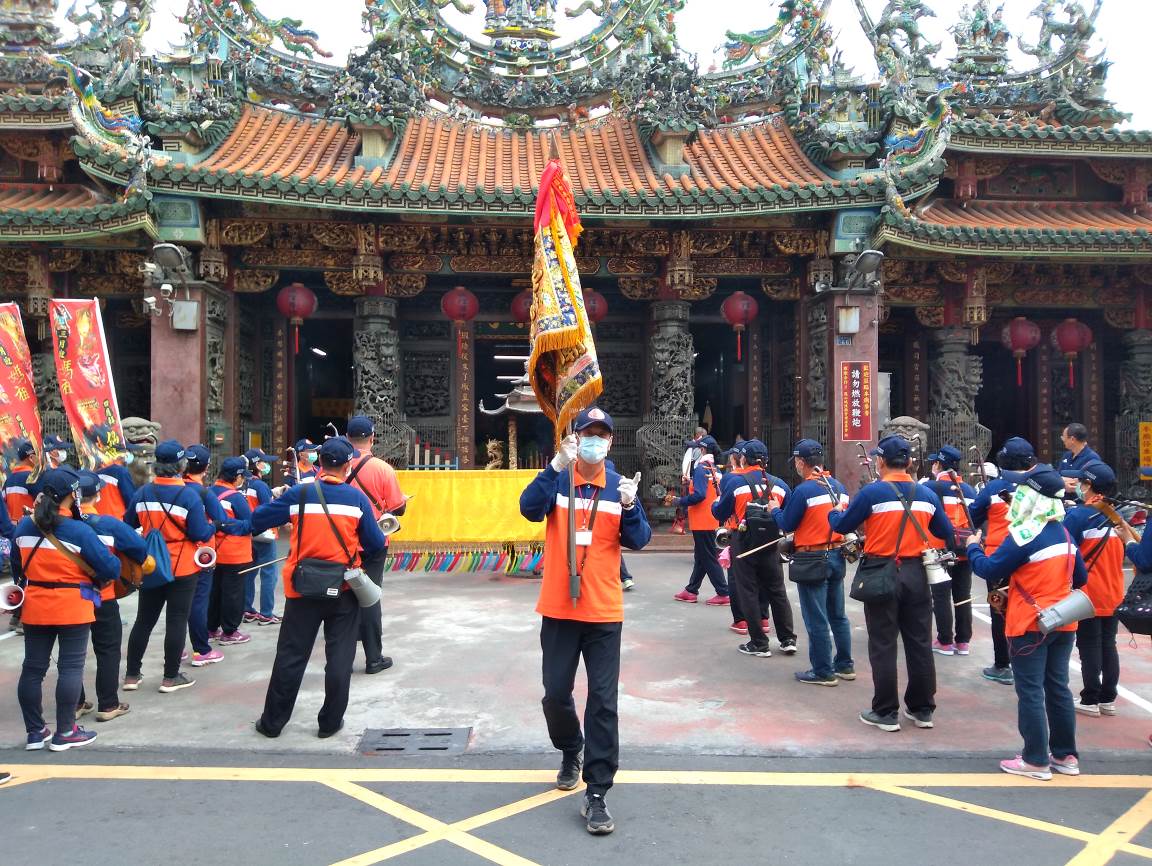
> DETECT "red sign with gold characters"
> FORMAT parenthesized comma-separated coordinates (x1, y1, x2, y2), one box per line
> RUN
(0, 303, 43, 477)
(49, 299, 126, 471)
(841, 361, 872, 442)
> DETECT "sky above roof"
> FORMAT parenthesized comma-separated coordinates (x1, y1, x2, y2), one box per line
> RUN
(54, 0, 1151, 128)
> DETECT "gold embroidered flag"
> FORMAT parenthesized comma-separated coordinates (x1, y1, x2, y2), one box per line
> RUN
(0, 303, 43, 480)
(527, 158, 602, 439)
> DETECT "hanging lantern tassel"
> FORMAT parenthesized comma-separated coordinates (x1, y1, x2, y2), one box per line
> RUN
(1067, 354, 1075, 389)
(1014, 352, 1024, 388)
(735, 324, 744, 362)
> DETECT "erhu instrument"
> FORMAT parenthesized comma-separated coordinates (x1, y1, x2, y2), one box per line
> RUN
(967, 446, 988, 488)
(1088, 498, 1142, 546)
(857, 443, 879, 482)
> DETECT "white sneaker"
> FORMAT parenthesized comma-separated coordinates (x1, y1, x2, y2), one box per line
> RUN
(1075, 701, 1101, 717)
(1099, 702, 1117, 716)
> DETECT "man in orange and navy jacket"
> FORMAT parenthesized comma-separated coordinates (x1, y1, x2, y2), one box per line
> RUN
(829, 434, 953, 733)
(771, 438, 854, 686)
(967, 466, 1086, 779)
(923, 444, 978, 657)
(672, 435, 729, 605)
(1063, 460, 1127, 717)
(251, 436, 385, 739)
(77, 470, 148, 722)
(3, 438, 39, 524)
(520, 406, 650, 836)
(123, 440, 214, 693)
(209, 457, 255, 645)
(90, 425, 136, 521)
(712, 439, 794, 656)
(969, 436, 1037, 685)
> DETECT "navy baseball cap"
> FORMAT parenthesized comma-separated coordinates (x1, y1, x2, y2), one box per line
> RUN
(1075, 460, 1117, 490)
(740, 439, 768, 462)
(347, 416, 375, 438)
(869, 435, 911, 461)
(39, 467, 81, 502)
(155, 440, 186, 463)
(928, 444, 963, 469)
(1023, 466, 1065, 499)
(77, 470, 105, 498)
(792, 438, 824, 461)
(999, 437, 1035, 461)
(184, 443, 211, 471)
(318, 437, 355, 466)
(244, 448, 273, 464)
(219, 456, 248, 481)
(574, 406, 614, 433)
(43, 434, 70, 451)
(294, 438, 319, 453)
(14, 438, 35, 460)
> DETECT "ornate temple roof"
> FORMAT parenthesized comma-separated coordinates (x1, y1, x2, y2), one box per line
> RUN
(879, 199, 1152, 258)
(0, 184, 154, 240)
(949, 119, 1152, 157)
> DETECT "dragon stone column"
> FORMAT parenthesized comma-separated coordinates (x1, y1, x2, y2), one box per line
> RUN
(926, 326, 987, 457)
(352, 295, 401, 432)
(640, 299, 694, 498)
(1117, 330, 1152, 495)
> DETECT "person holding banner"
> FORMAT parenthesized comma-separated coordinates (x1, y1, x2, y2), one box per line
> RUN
(12, 468, 119, 751)
(76, 471, 148, 722)
(3, 439, 39, 524)
(520, 407, 651, 836)
(92, 427, 136, 521)
(242, 449, 281, 625)
(43, 435, 71, 470)
(209, 458, 255, 646)
(124, 441, 214, 694)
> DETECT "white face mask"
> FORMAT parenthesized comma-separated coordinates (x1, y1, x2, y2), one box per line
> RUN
(578, 435, 610, 464)
(54, 450, 67, 463)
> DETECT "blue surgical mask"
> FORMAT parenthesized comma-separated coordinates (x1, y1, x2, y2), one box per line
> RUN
(307, 452, 318, 464)
(578, 435, 609, 464)
(123, 451, 135, 466)
(259, 462, 271, 477)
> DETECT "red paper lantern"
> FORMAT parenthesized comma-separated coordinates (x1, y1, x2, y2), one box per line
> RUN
(999, 316, 1041, 387)
(721, 291, 758, 361)
(276, 283, 317, 354)
(441, 286, 479, 354)
(583, 288, 608, 324)
(1051, 318, 1093, 388)
(510, 289, 533, 324)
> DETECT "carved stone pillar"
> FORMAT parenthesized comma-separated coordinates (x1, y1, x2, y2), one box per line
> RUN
(353, 296, 406, 460)
(637, 299, 694, 497)
(150, 285, 222, 448)
(204, 288, 229, 459)
(1116, 330, 1152, 495)
(32, 352, 65, 439)
(804, 302, 829, 432)
(926, 327, 990, 458)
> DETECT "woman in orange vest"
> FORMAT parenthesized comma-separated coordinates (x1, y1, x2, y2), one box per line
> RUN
(11, 468, 119, 751)
(967, 468, 1087, 780)
(671, 435, 729, 605)
(208, 458, 255, 645)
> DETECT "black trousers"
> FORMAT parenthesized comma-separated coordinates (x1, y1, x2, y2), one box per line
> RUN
(358, 548, 387, 665)
(261, 590, 361, 735)
(79, 600, 122, 711)
(729, 534, 794, 646)
(863, 559, 936, 717)
(540, 616, 622, 796)
(127, 576, 197, 679)
(931, 559, 973, 645)
(991, 606, 1010, 669)
(208, 561, 249, 635)
(686, 530, 729, 595)
(1077, 614, 1120, 705)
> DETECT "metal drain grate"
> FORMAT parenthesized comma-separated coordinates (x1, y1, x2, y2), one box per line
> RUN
(359, 727, 472, 756)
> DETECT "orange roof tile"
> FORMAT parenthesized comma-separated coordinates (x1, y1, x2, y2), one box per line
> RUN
(915, 200, 1152, 233)
(0, 184, 107, 211)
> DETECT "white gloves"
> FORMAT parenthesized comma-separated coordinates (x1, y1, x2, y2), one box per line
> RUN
(551, 434, 578, 472)
(618, 472, 641, 508)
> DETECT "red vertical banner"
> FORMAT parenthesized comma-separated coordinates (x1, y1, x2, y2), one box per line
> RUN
(841, 361, 873, 442)
(49, 299, 125, 471)
(0, 303, 43, 477)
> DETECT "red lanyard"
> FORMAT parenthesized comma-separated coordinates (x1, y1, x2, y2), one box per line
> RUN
(576, 484, 602, 531)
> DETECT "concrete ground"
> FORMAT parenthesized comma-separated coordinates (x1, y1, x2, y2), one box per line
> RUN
(0, 553, 1151, 865)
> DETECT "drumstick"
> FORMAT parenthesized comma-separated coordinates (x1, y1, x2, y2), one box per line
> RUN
(735, 536, 786, 559)
(954, 597, 973, 607)
(237, 555, 288, 576)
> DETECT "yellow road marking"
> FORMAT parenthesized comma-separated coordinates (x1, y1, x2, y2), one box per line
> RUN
(1064, 790, 1152, 866)
(2, 764, 1150, 789)
(324, 781, 556, 866)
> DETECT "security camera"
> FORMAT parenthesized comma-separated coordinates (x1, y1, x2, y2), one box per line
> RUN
(139, 261, 160, 275)
(159, 283, 174, 299)
(143, 295, 157, 307)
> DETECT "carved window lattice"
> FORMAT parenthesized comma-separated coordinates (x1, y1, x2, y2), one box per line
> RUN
(402, 350, 451, 417)
(597, 351, 643, 419)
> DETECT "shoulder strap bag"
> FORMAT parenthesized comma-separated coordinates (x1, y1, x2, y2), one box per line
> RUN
(848, 502, 909, 605)
(291, 480, 356, 601)
(25, 528, 104, 608)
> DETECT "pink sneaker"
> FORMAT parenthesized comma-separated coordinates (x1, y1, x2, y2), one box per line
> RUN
(729, 620, 749, 635)
(761, 619, 771, 633)
(932, 640, 956, 656)
(255, 614, 282, 626)
(180, 650, 189, 662)
(191, 649, 224, 667)
(999, 756, 1051, 780)
(954, 642, 971, 656)
(1049, 754, 1080, 776)
(218, 631, 251, 645)
(705, 595, 730, 606)
(208, 629, 222, 640)
(673, 590, 698, 603)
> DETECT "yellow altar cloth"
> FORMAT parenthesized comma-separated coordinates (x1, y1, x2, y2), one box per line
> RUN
(390, 470, 546, 547)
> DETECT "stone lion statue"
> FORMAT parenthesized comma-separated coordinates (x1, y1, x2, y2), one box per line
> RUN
(485, 439, 504, 470)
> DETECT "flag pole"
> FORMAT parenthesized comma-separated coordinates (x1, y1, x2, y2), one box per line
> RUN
(567, 418, 578, 606)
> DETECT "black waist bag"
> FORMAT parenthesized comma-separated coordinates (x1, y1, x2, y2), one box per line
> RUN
(789, 552, 831, 585)
(1116, 571, 1152, 636)
(848, 506, 910, 604)
(743, 478, 781, 549)
(291, 481, 354, 601)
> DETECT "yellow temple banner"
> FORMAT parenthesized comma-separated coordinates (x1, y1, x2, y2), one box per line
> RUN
(391, 470, 546, 546)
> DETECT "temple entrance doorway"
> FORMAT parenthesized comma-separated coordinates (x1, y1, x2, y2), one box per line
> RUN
(974, 340, 1036, 461)
(292, 317, 354, 443)
(692, 322, 745, 445)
